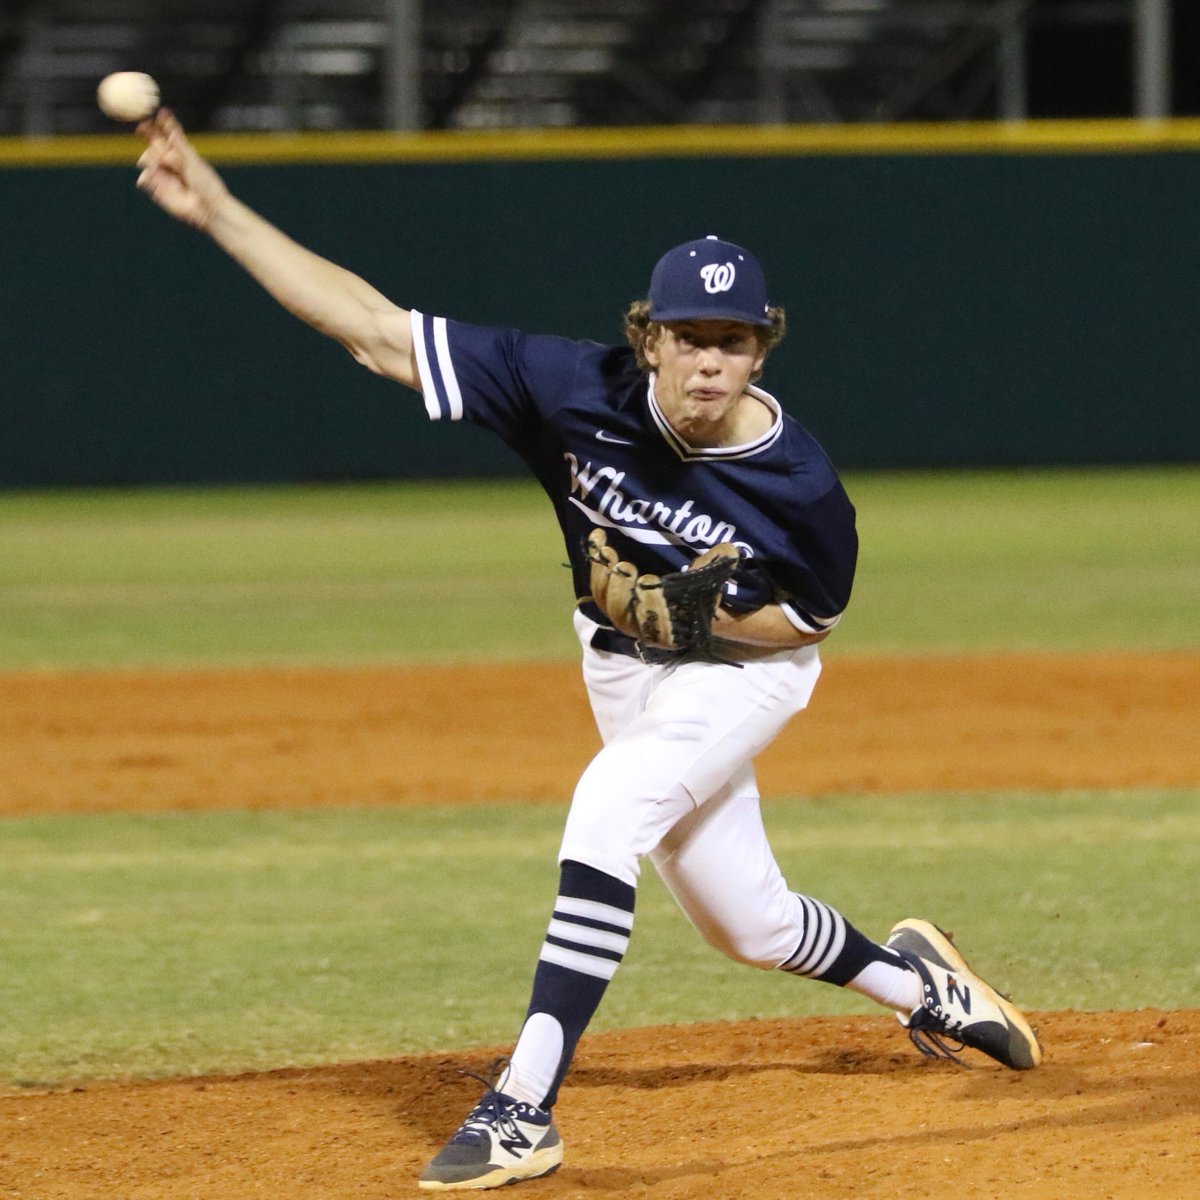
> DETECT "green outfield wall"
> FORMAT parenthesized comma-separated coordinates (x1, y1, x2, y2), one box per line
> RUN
(2, 121, 1197, 486)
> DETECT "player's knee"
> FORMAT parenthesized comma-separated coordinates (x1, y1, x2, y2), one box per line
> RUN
(694, 922, 786, 970)
(564, 750, 696, 876)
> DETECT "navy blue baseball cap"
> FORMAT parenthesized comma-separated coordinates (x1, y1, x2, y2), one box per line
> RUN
(647, 235, 772, 327)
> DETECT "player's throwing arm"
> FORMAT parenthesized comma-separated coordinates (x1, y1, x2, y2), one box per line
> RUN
(134, 110, 418, 388)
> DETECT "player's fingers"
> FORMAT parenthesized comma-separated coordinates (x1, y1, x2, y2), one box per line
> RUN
(135, 109, 169, 147)
(139, 142, 190, 187)
(136, 140, 166, 170)
(136, 168, 173, 202)
(158, 141, 187, 171)
(164, 114, 199, 161)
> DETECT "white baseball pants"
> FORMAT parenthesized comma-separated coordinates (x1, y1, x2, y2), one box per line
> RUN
(561, 611, 824, 970)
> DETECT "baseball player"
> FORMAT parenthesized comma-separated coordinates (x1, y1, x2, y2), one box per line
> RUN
(135, 109, 1042, 1192)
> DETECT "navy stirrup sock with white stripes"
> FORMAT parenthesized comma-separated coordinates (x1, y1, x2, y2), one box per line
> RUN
(501, 859, 635, 1111)
(779, 892, 905, 987)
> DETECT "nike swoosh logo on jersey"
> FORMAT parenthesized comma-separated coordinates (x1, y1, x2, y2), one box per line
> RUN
(595, 430, 635, 445)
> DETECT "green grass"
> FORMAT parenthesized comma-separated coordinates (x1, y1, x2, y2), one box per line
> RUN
(0, 480, 572, 668)
(1, 466, 1196, 1088)
(846, 467, 1200, 653)
(0, 466, 1197, 669)
(1, 790, 1196, 1087)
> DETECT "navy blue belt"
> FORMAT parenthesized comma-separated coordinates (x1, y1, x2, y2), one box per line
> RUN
(588, 625, 744, 668)
(588, 626, 685, 665)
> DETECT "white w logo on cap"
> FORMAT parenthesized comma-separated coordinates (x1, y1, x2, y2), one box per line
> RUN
(700, 262, 736, 293)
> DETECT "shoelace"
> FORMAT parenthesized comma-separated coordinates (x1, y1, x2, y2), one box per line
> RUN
(907, 1011, 971, 1068)
(907, 1026, 970, 1067)
(450, 1057, 533, 1144)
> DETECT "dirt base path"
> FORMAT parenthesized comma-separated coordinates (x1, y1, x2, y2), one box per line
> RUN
(3, 652, 1198, 815)
(3, 1011, 1198, 1199)
(2, 652, 1198, 1198)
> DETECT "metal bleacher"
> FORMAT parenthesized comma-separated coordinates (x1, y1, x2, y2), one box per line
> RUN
(708, 0, 1040, 124)
(1, 0, 406, 134)
(0, 1, 1138, 136)
(445, 0, 1042, 129)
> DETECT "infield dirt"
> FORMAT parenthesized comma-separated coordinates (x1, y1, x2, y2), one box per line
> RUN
(2, 652, 1198, 1198)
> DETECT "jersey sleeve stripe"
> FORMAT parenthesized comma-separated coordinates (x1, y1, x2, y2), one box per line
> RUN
(409, 309, 443, 420)
(431, 315, 465, 420)
(409, 311, 465, 421)
(780, 600, 843, 635)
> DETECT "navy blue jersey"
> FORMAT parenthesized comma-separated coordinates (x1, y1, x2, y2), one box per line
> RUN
(411, 311, 857, 635)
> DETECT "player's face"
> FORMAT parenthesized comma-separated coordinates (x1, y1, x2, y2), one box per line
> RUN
(646, 320, 767, 447)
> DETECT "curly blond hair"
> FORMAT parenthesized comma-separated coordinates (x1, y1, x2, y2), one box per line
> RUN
(622, 300, 787, 380)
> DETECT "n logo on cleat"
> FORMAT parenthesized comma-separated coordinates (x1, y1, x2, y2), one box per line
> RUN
(945, 974, 972, 1013)
(499, 1126, 532, 1156)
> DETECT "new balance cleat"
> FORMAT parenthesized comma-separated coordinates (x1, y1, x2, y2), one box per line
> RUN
(419, 1062, 563, 1191)
(887, 918, 1042, 1070)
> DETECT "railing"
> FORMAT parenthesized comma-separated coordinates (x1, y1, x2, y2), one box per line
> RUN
(0, 0, 1176, 136)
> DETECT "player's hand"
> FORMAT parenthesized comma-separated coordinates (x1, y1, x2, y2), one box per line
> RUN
(135, 108, 229, 231)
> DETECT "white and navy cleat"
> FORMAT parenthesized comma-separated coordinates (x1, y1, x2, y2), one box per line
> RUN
(419, 1062, 563, 1191)
(887, 918, 1042, 1070)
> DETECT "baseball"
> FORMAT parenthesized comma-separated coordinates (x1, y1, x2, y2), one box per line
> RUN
(96, 72, 160, 122)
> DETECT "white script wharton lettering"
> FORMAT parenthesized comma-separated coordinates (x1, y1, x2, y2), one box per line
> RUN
(564, 452, 742, 548)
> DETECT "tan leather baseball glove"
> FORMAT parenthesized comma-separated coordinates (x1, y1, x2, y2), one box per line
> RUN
(585, 528, 740, 661)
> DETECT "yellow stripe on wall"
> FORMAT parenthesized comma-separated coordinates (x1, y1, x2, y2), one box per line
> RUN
(6, 117, 1200, 168)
